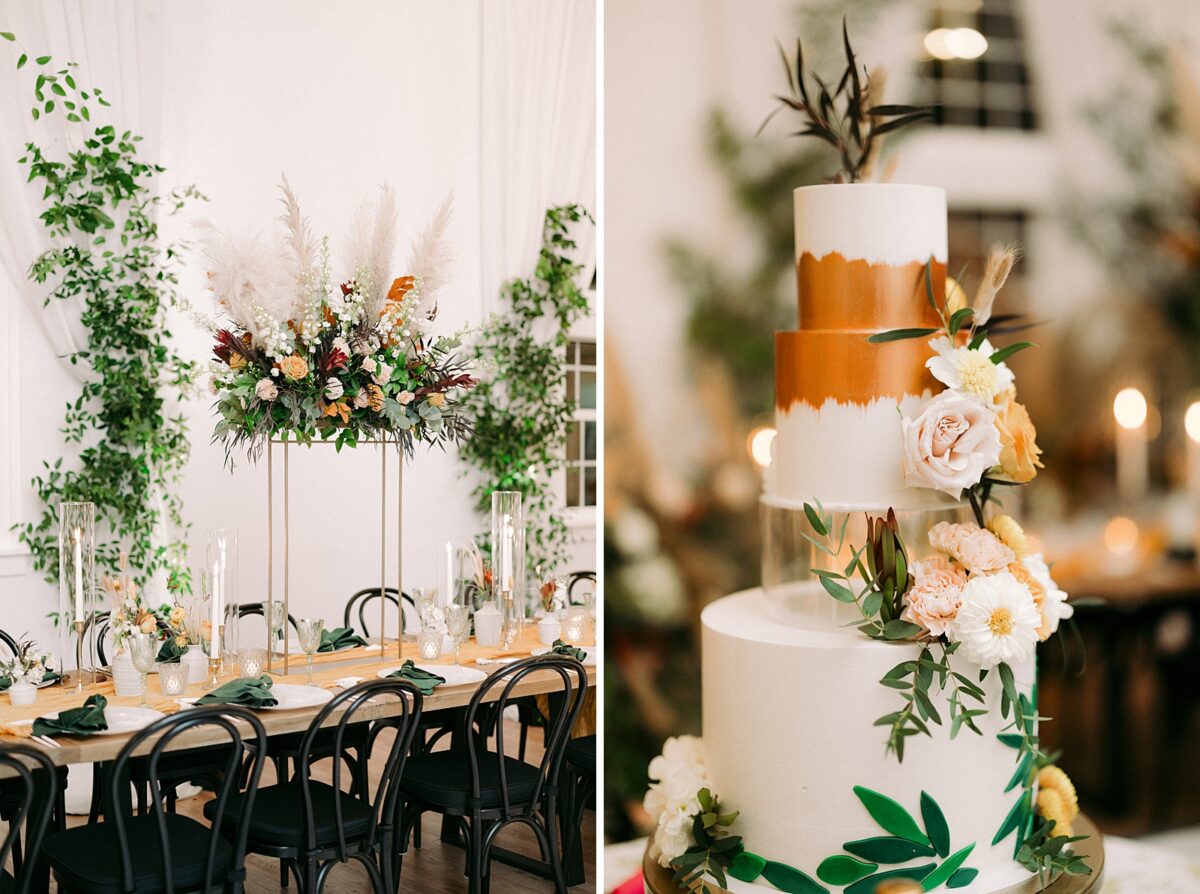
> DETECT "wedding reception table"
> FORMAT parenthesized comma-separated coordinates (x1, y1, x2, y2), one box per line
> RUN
(0, 628, 596, 767)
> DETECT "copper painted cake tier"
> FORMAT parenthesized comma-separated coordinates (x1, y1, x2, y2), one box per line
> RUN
(775, 330, 940, 411)
(796, 253, 946, 332)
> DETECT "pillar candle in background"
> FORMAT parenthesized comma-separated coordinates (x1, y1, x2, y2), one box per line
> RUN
(1113, 387, 1149, 504)
(1186, 402, 1200, 505)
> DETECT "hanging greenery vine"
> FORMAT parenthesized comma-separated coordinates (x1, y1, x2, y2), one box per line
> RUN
(459, 204, 593, 574)
(3, 32, 199, 588)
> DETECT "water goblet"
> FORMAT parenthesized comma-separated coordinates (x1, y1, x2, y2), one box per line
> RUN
(445, 605, 470, 665)
(128, 633, 158, 708)
(296, 618, 325, 686)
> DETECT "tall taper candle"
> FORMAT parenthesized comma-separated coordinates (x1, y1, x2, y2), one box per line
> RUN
(72, 528, 83, 622)
(1114, 387, 1149, 504)
(210, 557, 221, 660)
(1187, 402, 1200, 505)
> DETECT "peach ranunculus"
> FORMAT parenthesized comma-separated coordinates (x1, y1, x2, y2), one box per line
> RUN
(901, 392, 1002, 498)
(278, 354, 309, 381)
(366, 383, 386, 412)
(901, 556, 967, 637)
(993, 395, 1043, 483)
(928, 521, 1016, 575)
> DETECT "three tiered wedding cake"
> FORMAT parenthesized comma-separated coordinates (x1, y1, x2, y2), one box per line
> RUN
(642, 30, 1090, 894)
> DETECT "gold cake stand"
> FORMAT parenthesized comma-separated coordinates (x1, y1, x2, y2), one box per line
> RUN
(641, 814, 1105, 894)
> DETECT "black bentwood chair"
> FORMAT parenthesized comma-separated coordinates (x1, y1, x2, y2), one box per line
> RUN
(398, 655, 587, 894)
(42, 707, 267, 894)
(343, 587, 419, 639)
(205, 678, 423, 894)
(560, 735, 596, 886)
(0, 743, 58, 894)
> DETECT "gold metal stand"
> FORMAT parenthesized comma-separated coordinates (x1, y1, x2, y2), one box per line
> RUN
(62, 617, 105, 690)
(265, 434, 404, 676)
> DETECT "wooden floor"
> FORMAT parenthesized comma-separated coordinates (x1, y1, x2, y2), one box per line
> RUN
(40, 720, 596, 894)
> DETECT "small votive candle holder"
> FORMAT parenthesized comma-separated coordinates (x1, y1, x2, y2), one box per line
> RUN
(417, 628, 442, 661)
(560, 608, 587, 645)
(238, 647, 266, 678)
(158, 662, 188, 697)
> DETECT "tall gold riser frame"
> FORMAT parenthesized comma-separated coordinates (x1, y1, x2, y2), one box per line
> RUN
(265, 435, 403, 675)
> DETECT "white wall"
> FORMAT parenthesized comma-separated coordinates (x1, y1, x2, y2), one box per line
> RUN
(0, 0, 596, 652)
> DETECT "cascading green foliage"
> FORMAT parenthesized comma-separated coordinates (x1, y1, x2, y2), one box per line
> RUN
(459, 205, 592, 574)
(2, 32, 198, 588)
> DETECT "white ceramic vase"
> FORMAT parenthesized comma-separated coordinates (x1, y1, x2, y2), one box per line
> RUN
(110, 651, 143, 697)
(8, 680, 36, 706)
(537, 615, 561, 644)
(181, 644, 207, 683)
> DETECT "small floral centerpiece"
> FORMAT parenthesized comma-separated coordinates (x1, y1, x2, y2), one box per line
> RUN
(154, 603, 191, 663)
(101, 554, 157, 656)
(0, 636, 57, 696)
(193, 179, 477, 460)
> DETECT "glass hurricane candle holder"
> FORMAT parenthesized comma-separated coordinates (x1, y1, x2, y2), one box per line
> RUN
(157, 662, 188, 697)
(490, 491, 525, 626)
(238, 647, 266, 678)
(560, 608, 587, 645)
(58, 501, 99, 690)
(417, 628, 442, 661)
(205, 528, 239, 669)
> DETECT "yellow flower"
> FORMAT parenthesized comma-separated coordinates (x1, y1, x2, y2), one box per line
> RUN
(994, 397, 1043, 483)
(427, 393, 446, 408)
(278, 354, 309, 381)
(1037, 765, 1079, 821)
(175, 634, 188, 648)
(1036, 787, 1073, 837)
(138, 615, 157, 634)
(228, 353, 247, 370)
(168, 605, 187, 626)
(988, 515, 1029, 557)
(366, 383, 385, 412)
(322, 399, 351, 424)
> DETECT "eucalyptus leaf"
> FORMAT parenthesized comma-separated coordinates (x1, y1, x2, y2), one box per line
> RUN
(867, 327, 939, 343)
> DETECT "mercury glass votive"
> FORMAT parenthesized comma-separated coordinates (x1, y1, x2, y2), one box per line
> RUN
(417, 628, 442, 661)
(238, 647, 266, 678)
(158, 662, 188, 697)
(560, 608, 587, 645)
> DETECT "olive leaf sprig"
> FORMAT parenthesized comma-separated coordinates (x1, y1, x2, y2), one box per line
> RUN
(669, 788, 742, 893)
(762, 20, 934, 183)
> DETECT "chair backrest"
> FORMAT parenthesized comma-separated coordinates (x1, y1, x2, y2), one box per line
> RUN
(295, 678, 422, 856)
(0, 628, 18, 660)
(0, 743, 57, 894)
(462, 655, 587, 816)
(109, 707, 267, 894)
(237, 602, 301, 651)
(343, 587, 418, 638)
(566, 571, 597, 605)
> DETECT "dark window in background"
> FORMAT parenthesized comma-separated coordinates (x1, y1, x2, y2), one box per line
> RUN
(565, 337, 597, 508)
(948, 209, 1030, 312)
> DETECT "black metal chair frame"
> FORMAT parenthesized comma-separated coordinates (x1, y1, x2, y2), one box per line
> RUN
(0, 743, 57, 894)
(229, 678, 423, 894)
(343, 587, 419, 638)
(399, 654, 587, 894)
(47, 706, 267, 894)
(566, 571, 597, 604)
(0, 627, 18, 659)
(560, 735, 596, 887)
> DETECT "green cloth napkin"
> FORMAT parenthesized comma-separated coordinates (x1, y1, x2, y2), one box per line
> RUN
(196, 675, 278, 708)
(0, 671, 59, 692)
(318, 627, 369, 652)
(33, 694, 108, 737)
(551, 640, 587, 662)
(386, 660, 445, 696)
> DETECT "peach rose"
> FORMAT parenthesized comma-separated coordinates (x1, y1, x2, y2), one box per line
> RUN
(994, 396, 1043, 483)
(278, 354, 309, 381)
(901, 556, 967, 636)
(928, 522, 1015, 575)
(901, 392, 1002, 498)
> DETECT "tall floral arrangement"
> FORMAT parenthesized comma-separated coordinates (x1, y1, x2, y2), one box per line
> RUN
(192, 180, 475, 460)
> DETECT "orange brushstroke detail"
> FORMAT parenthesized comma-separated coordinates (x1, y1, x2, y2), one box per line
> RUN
(775, 331, 939, 410)
(796, 253, 946, 330)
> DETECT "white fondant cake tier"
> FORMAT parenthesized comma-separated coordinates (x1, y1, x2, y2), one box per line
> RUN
(793, 183, 947, 267)
(702, 590, 1038, 894)
(767, 394, 957, 513)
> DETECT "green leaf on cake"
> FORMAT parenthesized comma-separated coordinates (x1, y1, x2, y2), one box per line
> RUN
(844, 864, 935, 894)
(728, 850, 767, 883)
(867, 327, 939, 343)
(919, 791, 951, 857)
(947, 867, 979, 888)
(997, 733, 1024, 749)
(818, 573, 856, 604)
(852, 787, 931, 847)
(920, 843, 975, 891)
(924, 259, 940, 315)
(816, 855, 877, 885)
(803, 502, 828, 536)
(992, 791, 1031, 846)
(760, 860, 828, 893)
(988, 341, 1035, 365)
(842, 836, 936, 863)
(881, 620, 922, 640)
(1005, 752, 1033, 793)
(947, 307, 974, 336)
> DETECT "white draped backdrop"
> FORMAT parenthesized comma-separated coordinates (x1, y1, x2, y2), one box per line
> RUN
(0, 0, 597, 647)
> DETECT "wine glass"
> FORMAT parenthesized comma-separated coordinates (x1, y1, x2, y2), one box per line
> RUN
(296, 618, 324, 686)
(445, 605, 470, 665)
(266, 600, 286, 652)
(128, 632, 158, 708)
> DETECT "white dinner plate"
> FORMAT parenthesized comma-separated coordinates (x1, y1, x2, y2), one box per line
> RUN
(376, 663, 486, 686)
(259, 684, 333, 711)
(530, 646, 596, 666)
(34, 705, 165, 736)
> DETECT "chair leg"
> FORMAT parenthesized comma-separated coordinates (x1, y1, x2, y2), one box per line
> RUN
(544, 794, 569, 894)
(303, 857, 320, 894)
(518, 720, 529, 761)
(467, 816, 484, 894)
(280, 856, 290, 888)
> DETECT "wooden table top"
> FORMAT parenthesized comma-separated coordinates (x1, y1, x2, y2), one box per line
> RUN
(0, 629, 595, 768)
(640, 814, 1105, 894)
